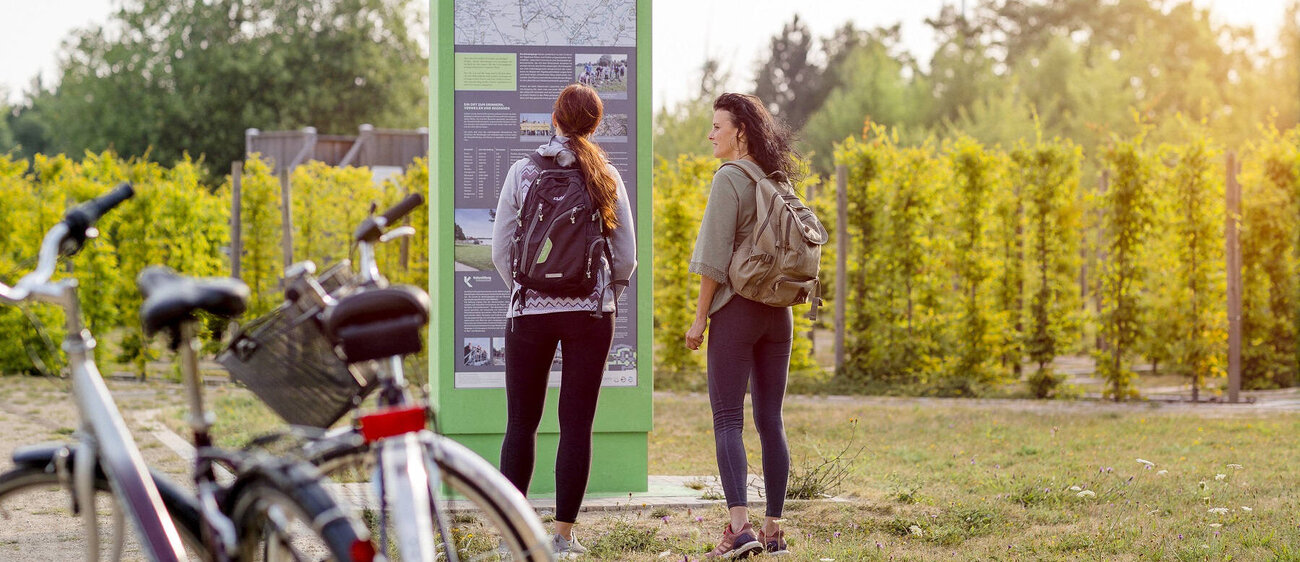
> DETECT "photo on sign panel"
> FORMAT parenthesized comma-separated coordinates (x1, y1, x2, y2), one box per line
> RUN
(454, 208, 497, 271)
(519, 112, 554, 142)
(574, 54, 628, 100)
(463, 337, 492, 367)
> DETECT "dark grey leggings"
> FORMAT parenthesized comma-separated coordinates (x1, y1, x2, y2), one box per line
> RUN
(707, 296, 792, 518)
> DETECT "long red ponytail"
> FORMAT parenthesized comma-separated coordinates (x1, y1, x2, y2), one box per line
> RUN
(553, 84, 619, 230)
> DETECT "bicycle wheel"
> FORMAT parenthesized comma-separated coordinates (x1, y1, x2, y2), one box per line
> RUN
(311, 432, 553, 561)
(0, 456, 208, 560)
(224, 456, 375, 562)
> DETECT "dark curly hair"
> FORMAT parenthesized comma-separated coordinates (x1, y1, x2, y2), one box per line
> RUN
(713, 93, 800, 179)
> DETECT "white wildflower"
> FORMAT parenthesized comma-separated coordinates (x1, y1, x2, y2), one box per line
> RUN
(1215, 474, 1227, 481)
(1208, 507, 1229, 515)
(1209, 523, 1223, 528)
(1241, 506, 1253, 512)
(1226, 464, 1243, 470)
(1157, 470, 1168, 475)
(909, 525, 923, 537)
(1136, 458, 1155, 467)
(1069, 485, 1082, 491)
(1077, 490, 1097, 499)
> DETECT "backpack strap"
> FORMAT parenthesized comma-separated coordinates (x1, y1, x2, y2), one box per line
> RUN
(527, 152, 562, 171)
(718, 159, 767, 184)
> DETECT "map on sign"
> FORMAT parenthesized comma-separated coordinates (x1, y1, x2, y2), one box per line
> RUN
(455, 0, 636, 47)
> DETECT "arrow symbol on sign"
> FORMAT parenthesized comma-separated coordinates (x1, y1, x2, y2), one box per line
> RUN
(463, 276, 473, 288)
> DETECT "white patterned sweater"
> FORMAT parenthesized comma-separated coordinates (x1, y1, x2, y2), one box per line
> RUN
(490, 136, 637, 318)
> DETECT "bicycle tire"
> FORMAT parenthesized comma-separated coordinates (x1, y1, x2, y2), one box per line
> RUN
(224, 456, 375, 562)
(311, 432, 554, 561)
(0, 461, 208, 560)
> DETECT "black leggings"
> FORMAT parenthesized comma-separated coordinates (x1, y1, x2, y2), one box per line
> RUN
(499, 311, 614, 524)
(707, 296, 792, 518)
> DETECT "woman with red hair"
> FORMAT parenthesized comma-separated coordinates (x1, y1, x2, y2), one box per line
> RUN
(491, 83, 637, 557)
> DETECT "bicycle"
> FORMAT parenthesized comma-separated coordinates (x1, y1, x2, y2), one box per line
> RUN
(0, 183, 378, 562)
(219, 194, 554, 561)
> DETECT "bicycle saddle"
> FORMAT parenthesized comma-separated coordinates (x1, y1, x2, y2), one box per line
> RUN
(138, 266, 249, 338)
(324, 285, 429, 363)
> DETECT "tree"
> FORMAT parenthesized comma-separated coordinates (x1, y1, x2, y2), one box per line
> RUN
(1096, 132, 1155, 401)
(1014, 136, 1082, 397)
(42, 0, 427, 176)
(654, 58, 731, 163)
(802, 41, 929, 173)
(946, 136, 1006, 388)
(753, 15, 827, 130)
(0, 96, 13, 153)
(925, 3, 1000, 127)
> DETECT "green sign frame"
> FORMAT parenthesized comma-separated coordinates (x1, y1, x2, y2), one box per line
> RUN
(428, 0, 653, 494)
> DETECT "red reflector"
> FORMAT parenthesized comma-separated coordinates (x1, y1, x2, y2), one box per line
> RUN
(350, 538, 377, 562)
(358, 406, 427, 442)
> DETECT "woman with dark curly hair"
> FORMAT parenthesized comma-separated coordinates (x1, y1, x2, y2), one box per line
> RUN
(685, 92, 797, 559)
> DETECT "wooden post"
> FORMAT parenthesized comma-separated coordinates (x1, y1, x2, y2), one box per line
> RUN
(834, 164, 848, 374)
(280, 168, 294, 272)
(400, 191, 411, 271)
(1226, 152, 1242, 403)
(1078, 180, 1087, 307)
(231, 161, 243, 279)
(1095, 170, 1109, 351)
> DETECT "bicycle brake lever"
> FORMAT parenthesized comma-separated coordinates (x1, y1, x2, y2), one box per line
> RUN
(379, 226, 416, 244)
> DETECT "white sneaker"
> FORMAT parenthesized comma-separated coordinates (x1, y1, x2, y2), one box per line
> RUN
(552, 533, 588, 559)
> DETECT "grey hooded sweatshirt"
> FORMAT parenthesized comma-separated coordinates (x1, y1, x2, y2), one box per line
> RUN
(491, 136, 637, 317)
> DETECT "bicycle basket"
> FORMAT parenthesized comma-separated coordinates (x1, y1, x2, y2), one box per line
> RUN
(218, 300, 375, 428)
(316, 260, 356, 297)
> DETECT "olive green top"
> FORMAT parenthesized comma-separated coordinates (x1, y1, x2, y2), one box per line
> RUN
(689, 161, 759, 316)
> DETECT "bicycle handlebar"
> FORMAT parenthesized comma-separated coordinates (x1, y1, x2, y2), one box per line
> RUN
(354, 193, 424, 244)
(0, 183, 134, 303)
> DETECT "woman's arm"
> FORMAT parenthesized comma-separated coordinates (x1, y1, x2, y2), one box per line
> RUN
(607, 165, 637, 298)
(490, 161, 524, 286)
(685, 275, 721, 350)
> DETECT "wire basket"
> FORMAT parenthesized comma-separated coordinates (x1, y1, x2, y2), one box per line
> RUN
(218, 299, 373, 428)
(316, 260, 356, 297)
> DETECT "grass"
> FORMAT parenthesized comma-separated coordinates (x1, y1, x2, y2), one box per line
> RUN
(143, 380, 1300, 560)
(642, 393, 1300, 560)
(453, 243, 495, 271)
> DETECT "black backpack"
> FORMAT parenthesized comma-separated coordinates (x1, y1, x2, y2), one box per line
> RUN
(510, 153, 613, 300)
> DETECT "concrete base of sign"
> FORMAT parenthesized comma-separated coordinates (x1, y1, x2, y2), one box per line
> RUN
(450, 431, 648, 495)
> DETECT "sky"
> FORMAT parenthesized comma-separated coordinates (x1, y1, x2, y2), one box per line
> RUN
(1, 0, 1293, 107)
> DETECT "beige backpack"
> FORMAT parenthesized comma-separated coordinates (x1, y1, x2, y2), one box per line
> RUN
(722, 160, 828, 319)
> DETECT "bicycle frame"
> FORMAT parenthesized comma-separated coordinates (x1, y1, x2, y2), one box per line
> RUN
(1, 222, 188, 562)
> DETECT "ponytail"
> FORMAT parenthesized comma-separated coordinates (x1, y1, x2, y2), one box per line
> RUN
(553, 84, 620, 230)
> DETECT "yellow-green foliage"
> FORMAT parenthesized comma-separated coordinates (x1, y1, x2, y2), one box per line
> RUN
(652, 155, 710, 387)
(1238, 126, 1300, 389)
(946, 136, 1009, 388)
(232, 156, 283, 317)
(1095, 134, 1156, 401)
(0, 151, 425, 377)
(1014, 136, 1084, 385)
(382, 158, 430, 290)
(0, 152, 229, 376)
(1144, 126, 1227, 396)
(835, 129, 956, 390)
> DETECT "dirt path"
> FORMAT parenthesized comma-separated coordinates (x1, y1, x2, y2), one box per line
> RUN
(0, 376, 193, 561)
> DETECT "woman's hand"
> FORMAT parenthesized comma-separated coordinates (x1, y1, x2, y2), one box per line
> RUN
(685, 318, 707, 351)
